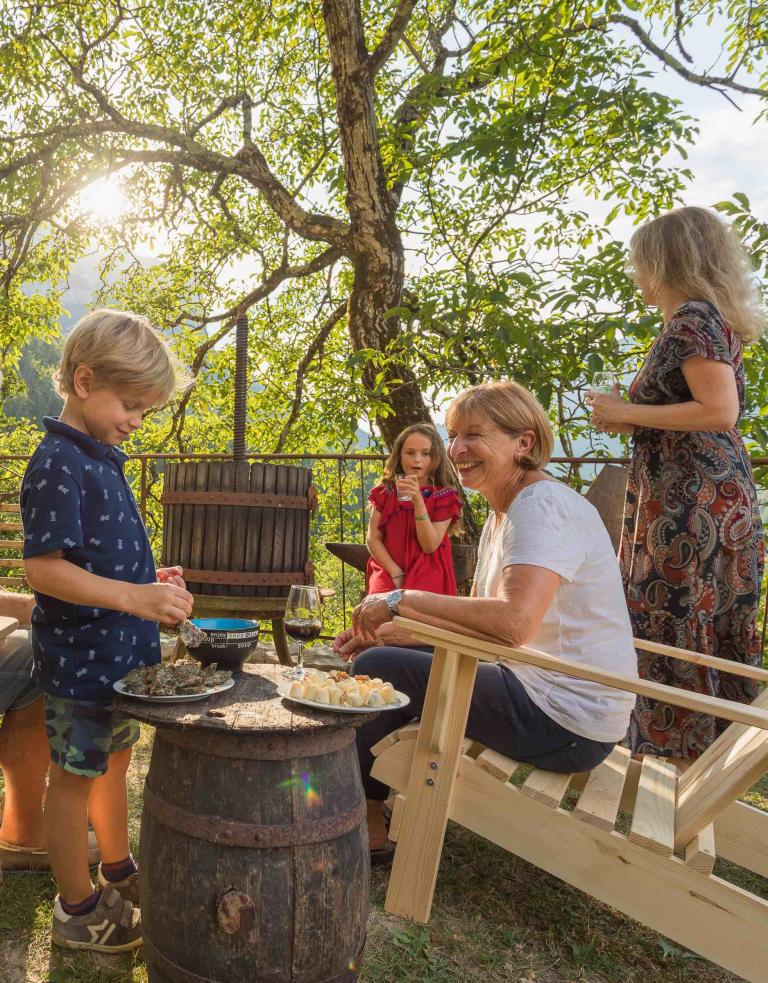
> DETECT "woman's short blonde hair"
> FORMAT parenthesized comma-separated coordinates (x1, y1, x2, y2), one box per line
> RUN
(446, 381, 554, 470)
(628, 206, 765, 344)
(54, 308, 184, 403)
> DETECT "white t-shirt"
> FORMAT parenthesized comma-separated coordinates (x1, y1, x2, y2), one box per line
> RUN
(473, 480, 637, 743)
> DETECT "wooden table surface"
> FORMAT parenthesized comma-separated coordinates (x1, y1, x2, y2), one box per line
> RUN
(115, 663, 376, 734)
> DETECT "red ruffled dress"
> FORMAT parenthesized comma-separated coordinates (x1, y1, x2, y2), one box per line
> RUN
(366, 483, 462, 595)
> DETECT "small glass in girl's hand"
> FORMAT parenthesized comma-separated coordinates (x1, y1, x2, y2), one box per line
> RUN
(395, 474, 410, 502)
(590, 371, 618, 395)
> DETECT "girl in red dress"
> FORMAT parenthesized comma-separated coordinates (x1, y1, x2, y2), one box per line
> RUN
(366, 424, 462, 596)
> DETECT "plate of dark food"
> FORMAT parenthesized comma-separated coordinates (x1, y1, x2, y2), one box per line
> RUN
(114, 660, 234, 703)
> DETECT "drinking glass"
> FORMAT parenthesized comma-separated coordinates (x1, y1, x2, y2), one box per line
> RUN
(395, 474, 410, 502)
(590, 371, 618, 395)
(282, 585, 323, 680)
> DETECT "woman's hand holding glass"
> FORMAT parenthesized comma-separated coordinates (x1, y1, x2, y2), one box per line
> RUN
(587, 379, 634, 435)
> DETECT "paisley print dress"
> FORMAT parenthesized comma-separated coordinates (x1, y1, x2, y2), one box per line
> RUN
(620, 300, 764, 758)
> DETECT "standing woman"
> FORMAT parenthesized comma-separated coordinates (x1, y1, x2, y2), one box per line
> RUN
(590, 206, 765, 764)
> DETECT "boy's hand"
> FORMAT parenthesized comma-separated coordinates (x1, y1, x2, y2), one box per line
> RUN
(128, 582, 193, 625)
(156, 565, 186, 589)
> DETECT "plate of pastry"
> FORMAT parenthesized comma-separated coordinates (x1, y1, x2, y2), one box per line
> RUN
(278, 669, 410, 713)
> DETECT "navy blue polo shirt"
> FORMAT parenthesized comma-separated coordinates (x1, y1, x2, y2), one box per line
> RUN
(21, 417, 160, 702)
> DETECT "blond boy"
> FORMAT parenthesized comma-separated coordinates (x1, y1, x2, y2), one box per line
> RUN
(21, 310, 192, 951)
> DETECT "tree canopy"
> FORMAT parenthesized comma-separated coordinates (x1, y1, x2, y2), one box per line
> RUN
(1, 0, 766, 457)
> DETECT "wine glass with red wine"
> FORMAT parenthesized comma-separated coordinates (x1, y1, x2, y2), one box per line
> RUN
(282, 585, 323, 680)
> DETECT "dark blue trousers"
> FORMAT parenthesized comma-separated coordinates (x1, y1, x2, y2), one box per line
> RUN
(352, 646, 615, 800)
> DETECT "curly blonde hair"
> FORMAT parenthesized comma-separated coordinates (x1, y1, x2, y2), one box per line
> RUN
(628, 206, 765, 344)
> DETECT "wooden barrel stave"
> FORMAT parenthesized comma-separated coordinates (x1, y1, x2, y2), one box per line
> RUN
(140, 726, 367, 982)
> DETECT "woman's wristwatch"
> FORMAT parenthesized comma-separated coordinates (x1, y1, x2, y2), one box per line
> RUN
(385, 589, 405, 616)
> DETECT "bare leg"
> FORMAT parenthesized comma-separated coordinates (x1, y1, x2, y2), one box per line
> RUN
(45, 764, 94, 903)
(366, 799, 389, 850)
(0, 696, 48, 847)
(87, 748, 132, 864)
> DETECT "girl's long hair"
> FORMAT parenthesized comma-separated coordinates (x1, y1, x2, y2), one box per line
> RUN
(628, 206, 765, 344)
(382, 423, 461, 491)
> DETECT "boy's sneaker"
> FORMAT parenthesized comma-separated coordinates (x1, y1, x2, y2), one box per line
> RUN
(97, 863, 140, 906)
(52, 886, 142, 952)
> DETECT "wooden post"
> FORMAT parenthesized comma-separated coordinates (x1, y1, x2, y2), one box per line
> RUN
(384, 645, 478, 922)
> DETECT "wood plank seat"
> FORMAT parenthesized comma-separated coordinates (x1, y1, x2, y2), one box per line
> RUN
(371, 619, 768, 982)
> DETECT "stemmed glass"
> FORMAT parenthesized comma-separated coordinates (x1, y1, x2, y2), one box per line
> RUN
(590, 371, 618, 395)
(282, 585, 323, 680)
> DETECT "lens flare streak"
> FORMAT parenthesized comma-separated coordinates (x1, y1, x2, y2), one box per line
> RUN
(278, 771, 322, 808)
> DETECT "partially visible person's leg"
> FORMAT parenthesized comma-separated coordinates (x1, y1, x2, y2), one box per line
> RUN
(45, 764, 95, 902)
(44, 696, 142, 951)
(88, 747, 132, 864)
(90, 709, 140, 904)
(0, 696, 48, 846)
(0, 630, 48, 848)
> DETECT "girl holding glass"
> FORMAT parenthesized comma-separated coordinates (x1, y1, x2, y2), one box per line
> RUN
(589, 206, 765, 767)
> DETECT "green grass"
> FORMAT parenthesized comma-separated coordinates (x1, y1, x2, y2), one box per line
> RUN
(2, 735, 766, 983)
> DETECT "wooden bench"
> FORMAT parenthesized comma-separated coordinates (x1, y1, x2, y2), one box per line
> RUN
(0, 499, 25, 588)
(371, 619, 768, 982)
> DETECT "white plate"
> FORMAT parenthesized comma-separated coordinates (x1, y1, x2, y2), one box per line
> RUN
(277, 681, 410, 714)
(113, 678, 235, 703)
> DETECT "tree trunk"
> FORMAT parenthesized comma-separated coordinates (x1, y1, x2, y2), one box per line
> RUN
(322, 0, 430, 448)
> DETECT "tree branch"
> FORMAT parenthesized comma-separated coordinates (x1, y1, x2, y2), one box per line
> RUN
(599, 14, 768, 100)
(273, 300, 348, 452)
(367, 0, 418, 77)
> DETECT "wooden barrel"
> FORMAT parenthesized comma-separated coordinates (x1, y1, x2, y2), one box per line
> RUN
(584, 464, 629, 555)
(130, 668, 370, 983)
(161, 461, 316, 598)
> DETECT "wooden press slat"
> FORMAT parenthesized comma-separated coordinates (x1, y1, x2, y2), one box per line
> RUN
(521, 768, 573, 808)
(0, 576, 25, 586)
(300, 467, 311, 586)
(0, 540, 24, 550)
(283, 467, 302, 584)
(261, 463, 278, 599)
(475, 748, 520, 783)
(167, 461, 177, 568)
(0, 503, 20, 513)
(201, 462, 221, 597)
(274, 464, 289, 600)
(160, 462, 172, 567)
(245, 462, 265, 600)
(0, 523, 23, 532)
(214, 461, 234, 597)
(684, 824, 716, 875)
(231, 461, 251, 599)
(191, 463, 209, 594)
(572, 745, 631, 831)
(628, 756, 677, 855)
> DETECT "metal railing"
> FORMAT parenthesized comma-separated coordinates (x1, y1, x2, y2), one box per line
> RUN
(2, 451, 768, 643)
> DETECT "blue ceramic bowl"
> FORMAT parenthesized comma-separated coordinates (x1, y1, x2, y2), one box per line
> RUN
(189, 618, 261, 672)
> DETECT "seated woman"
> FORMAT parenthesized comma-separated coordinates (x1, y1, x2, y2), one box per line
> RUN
(336, 381, 638, 859)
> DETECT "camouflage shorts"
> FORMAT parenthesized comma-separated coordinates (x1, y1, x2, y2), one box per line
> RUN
(44, 695, 140, 777)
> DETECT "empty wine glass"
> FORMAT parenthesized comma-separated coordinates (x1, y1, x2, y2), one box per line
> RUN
(282, 585, 323, 680)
